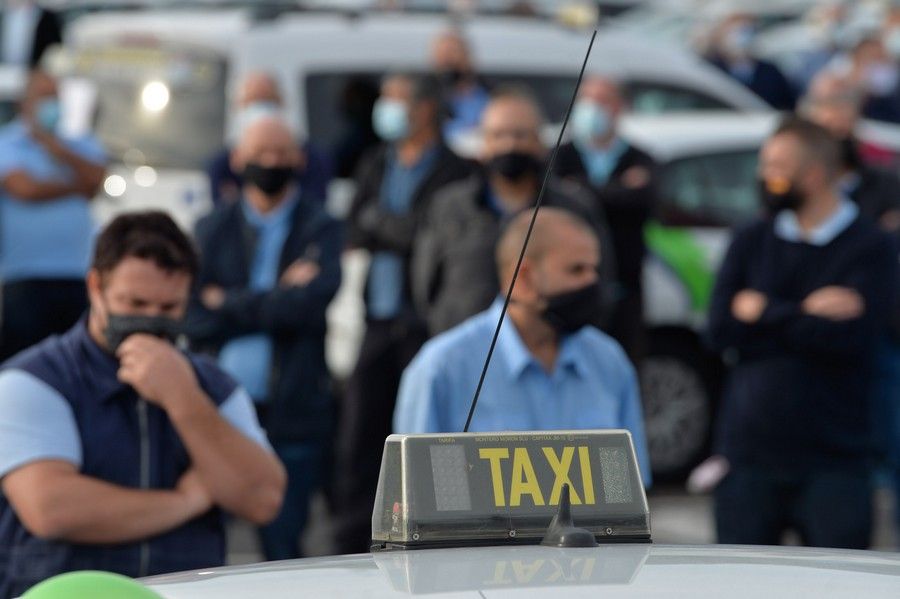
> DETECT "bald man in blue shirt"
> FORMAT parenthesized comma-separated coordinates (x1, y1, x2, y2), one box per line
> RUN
(394, 208, 651, 486)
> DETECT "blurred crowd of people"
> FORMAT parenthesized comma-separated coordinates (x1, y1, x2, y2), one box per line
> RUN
(0, 4, 899, 596)
(701, 3, 900, 127)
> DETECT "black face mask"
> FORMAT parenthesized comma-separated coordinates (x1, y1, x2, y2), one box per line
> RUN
(439, 68, 467, 87)
(487, 151, 543, 182)
(104, 313, 181, 354)
(243, 163, 294, 196)
(758, 178, 805, 214)
(540, 280, 604, 335)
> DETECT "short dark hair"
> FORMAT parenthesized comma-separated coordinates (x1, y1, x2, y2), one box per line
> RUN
(772, 115, 841, 177)
(92, 211, 198, 278)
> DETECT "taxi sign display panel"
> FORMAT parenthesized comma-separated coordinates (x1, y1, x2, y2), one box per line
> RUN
(372, 430, 650, 549)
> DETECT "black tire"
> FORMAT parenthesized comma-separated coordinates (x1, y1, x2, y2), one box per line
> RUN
(639, 330, 721, 480)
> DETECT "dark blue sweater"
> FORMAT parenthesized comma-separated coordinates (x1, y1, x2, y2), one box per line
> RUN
(707, 215, 898, 468)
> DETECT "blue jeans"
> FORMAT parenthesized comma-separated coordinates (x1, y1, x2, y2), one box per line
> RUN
(259, 441, 325, 560)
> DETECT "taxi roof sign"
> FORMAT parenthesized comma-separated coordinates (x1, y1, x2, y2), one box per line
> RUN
(371, 430, 650, 550)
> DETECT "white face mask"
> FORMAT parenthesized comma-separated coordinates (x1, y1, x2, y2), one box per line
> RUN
(570, 101, 612, 145)
(723, 24, 755, 56)
(237, 101, 283, 135)
(372, 97, 410, 142)
(866, 62, 899, 97)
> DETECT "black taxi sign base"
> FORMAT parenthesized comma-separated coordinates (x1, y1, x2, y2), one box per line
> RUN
(371, 430, 650, 550)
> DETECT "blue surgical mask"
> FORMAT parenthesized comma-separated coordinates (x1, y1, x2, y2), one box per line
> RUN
(571, 101, 611, 145)
(372, 98, 409, 142)
(724, 25, 755, 55)
(35, 97, 61, 133)
(238, 101, 282, 134)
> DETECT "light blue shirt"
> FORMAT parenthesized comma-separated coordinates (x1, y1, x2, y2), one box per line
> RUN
(443, 84, 490, 140)
(0, 120, 105, 282)
(367, 146, 438, 319)
(774, 197, 859, 246)
(0, 369, 271, 479)
(1, 4, 40, 66)
(575, 137, 629, 187)
(394, 299, 652, 486)
(217, 193, 298, 402)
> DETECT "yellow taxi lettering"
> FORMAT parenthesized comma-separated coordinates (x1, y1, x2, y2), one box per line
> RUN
(579, 557, 596, 580)
(485, 561, 513, 585)
(546, 559, 564, 583)
(578, 446, 596, 504)
(509, 447, 545, 507)
(542, 446, 582, 505)
(479, 447, 510, 507)
(511, 559, 544, 583)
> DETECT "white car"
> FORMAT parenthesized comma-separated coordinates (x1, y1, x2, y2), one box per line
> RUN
(621, 111, 777, 477)
(139, 544, 900, 598)
(34, 430, 900, 599)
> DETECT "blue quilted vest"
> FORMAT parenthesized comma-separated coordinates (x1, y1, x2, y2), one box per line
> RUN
(0, 320, 237, 598)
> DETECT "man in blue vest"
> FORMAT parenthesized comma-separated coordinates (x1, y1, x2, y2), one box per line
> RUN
(0, 212, 286, 599)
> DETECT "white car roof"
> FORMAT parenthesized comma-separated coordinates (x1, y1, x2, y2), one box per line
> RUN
(619, 111, 778, 161)
(65, 9, 767, 111)
(142, 544, 900, 598)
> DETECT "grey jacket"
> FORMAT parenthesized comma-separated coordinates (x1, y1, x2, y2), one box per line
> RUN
(411, 174, 617, 335)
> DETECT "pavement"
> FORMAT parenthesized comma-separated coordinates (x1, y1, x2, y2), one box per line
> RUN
(225, 484, 899, 564)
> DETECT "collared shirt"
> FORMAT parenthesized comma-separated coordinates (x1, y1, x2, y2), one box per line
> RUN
(774, 198, 859, 246)
(367, 144, 439, 319)
(217, 192, 299, 401)
(394, 299, 652, 486)
(838, 172, 861, 197)
(575, 137, 629, 187)
(0, 119, 105, 282)
(484, 184, 516, 218)
(444, 84, 491, 140)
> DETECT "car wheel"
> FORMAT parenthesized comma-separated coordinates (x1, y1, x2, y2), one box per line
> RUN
(639, 334, 718, 479)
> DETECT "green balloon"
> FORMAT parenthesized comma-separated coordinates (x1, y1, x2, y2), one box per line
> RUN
(22, 571, 164, 599)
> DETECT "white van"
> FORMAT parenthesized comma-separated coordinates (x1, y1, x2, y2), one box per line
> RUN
(61, 6, 768, 230)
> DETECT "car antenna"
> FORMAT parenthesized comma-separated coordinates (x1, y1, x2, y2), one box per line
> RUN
(540, 484, 599, 548)
(462, 29, 598, 432)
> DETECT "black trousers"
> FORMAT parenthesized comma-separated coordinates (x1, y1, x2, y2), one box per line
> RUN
(715, 461, 873, 549)
(332, 317, 427, 554)
(608, 284, 645, 367)
(1, 279, 87, 362)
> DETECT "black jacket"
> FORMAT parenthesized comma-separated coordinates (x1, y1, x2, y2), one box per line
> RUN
(186, 194, 343, 442)
(708, 56, 796, 111)
(555, 141, 657, 291)
(707, 215, 897, 467)
(411, 173, 616, 335)
(347, 141, 476, 320)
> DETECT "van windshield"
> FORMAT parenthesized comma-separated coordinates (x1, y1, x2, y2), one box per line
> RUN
(71, 44, 227, 169)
